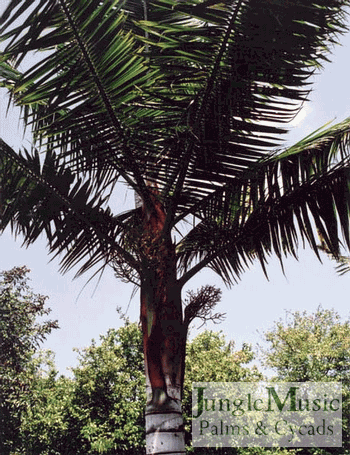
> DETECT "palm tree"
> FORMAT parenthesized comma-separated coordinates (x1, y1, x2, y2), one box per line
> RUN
(1, 0, 350, 453)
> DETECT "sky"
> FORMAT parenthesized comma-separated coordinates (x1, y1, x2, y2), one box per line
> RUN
(1, 6, 350, 377)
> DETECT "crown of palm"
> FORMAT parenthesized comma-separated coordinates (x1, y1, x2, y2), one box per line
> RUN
(1, 0, 350, 285)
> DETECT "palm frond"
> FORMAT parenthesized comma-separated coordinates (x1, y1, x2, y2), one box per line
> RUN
(136, 0, 350, 215)
(0, 0, 159, 210)
(334, 256, 350, 275)
(0, 139, 140, 277)
(317, 246, 350, 276)
(317, 228, 350, 275)
(177, 118, 350, 286)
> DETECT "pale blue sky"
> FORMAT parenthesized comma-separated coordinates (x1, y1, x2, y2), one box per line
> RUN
(1, 7, 350, 376)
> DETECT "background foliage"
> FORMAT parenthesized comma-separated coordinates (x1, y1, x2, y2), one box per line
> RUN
(1, 269, 348, 454)
(0, 266, 58, 455)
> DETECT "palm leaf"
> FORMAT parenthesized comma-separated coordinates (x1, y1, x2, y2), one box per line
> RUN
(0, 0, 158, 210)
(0, 139, 140, 277)
(334, 256, 350, 275)
(177, 118, 350, 286)
(136, 0, 350, 214)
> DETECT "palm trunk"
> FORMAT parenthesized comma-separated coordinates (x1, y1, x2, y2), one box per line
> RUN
(141, 262, 186, 455)
(144, 355, 185, 455)
(139, 190, 186, 455)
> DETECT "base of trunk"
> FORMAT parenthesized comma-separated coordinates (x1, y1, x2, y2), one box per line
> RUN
(146, 409, 185, 455)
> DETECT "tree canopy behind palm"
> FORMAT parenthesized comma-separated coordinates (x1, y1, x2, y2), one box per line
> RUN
(1, 0, 350, 287)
